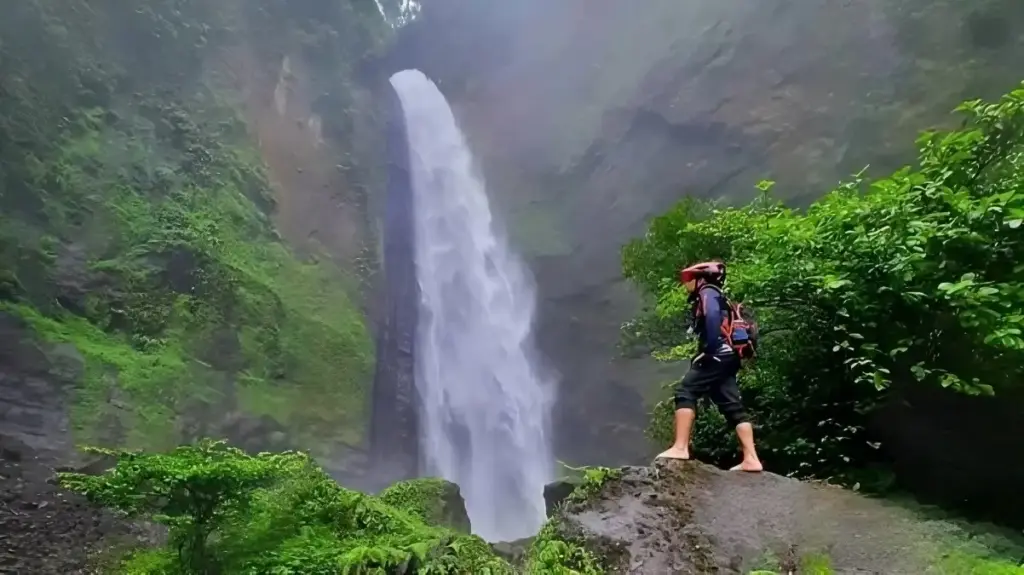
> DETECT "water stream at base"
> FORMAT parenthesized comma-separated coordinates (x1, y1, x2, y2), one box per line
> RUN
(389, 69, 555, 542)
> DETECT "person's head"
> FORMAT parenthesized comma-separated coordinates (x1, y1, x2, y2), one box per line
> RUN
(679, 261, 726, 293)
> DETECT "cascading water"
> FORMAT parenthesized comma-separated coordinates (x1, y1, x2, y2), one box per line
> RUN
(389, 69, 555, 542)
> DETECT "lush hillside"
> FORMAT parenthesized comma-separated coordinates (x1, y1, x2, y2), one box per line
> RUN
(0, 0, 391, 459)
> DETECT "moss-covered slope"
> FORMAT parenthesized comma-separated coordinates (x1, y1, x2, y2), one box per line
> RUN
(0, 0, 388, 455)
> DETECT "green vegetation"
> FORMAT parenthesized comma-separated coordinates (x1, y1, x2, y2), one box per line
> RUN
(624, 82, 1024, 488)
(798, 553, 834, 574)
(559, 465, 623, 506)
(57, 439, 618, 574)
(520, 465, 624, 575)
(748, 550, 835, 574)
(60, 440, 513, 574)
(525, 519, 606, 575)
(0, 0, 395, 451)
(932, 551, 1024, 574)
(0, 104, 372, 448)
(746, 545, 1024, 574)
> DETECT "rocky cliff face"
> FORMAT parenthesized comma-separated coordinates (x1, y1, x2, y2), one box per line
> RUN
(0, 1, 390, 475)
(389, 0, 1024, 465)
(367, 84, 421, 487)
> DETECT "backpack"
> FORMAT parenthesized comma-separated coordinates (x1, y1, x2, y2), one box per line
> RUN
(694, 285, 759, 360)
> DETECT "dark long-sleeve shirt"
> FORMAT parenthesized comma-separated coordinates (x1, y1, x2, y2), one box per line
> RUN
(694, 286, 733, 357)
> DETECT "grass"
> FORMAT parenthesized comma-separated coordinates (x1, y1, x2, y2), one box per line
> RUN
(931, 552, 1024, 574)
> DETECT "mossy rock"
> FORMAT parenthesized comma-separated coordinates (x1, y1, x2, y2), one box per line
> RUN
(377, 477, 472, 534)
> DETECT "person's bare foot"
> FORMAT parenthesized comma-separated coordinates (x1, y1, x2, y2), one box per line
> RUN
(729, 459, 763, 472)
(656, 446, 690, 460)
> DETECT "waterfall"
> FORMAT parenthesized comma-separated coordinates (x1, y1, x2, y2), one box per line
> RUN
(389, 69, 555, 542)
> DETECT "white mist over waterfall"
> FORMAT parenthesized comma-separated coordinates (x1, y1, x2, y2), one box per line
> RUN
(389, 69, 555, 542)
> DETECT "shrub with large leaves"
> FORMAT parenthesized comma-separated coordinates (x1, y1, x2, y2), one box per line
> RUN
(624, 83, 1024, 485)
(60, 440, 513, 574)
(61, 440, 306, 573)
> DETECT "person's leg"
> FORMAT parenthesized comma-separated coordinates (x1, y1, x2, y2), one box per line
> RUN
(731, 422, 762, 472)
(657, 364, 713, 459)
(657, 407, 697, 460)
(709, 360, 763, 472)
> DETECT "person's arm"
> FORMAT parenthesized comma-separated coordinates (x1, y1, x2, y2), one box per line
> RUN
(700, 288, 724, 357)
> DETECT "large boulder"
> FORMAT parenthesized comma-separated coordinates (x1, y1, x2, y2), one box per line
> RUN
(537, 459, 1024, 573)
(377, 477, 472, 534)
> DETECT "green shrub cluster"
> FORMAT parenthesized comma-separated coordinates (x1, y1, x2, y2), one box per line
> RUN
(61, 440, 513, 575)
(524, 519, 605, 575)
(624, 83, 1024, 487)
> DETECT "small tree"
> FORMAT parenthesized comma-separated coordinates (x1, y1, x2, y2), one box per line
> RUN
(59, 439, 306, 574)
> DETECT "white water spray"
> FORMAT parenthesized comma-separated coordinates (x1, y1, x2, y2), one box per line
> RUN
(390, 69, 555, 541)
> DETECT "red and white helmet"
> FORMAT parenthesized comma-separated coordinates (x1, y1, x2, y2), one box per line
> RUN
(679, 261, 726, 285)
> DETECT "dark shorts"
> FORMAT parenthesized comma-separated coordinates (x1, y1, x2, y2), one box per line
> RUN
(673, 354, 748, 427)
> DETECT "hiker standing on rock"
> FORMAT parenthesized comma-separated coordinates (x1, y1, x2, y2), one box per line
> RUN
(656, 261, 764, 472)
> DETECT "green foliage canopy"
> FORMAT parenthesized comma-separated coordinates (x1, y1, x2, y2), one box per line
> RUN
(624, 83, 1024, 484)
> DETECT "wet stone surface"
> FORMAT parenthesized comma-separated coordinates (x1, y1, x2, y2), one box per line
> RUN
(549, 458, 1001, 574)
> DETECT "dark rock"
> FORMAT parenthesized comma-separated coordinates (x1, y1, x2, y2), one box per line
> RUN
(52, 243, 97, 316)
(68, 453, 118, 477)
(44, 344, 85, 385)
(543, 476, 583, 517)
(490, 536, 533, 567)
(0, 435, 27, 463)
(368, 81, 420, 485)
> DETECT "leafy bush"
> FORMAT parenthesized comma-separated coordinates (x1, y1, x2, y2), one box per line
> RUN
(60, 440, 514, 575)
(61, 440, 306, 573)
(623, 83, 1024, 486)
(525, 520, 605, 575)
